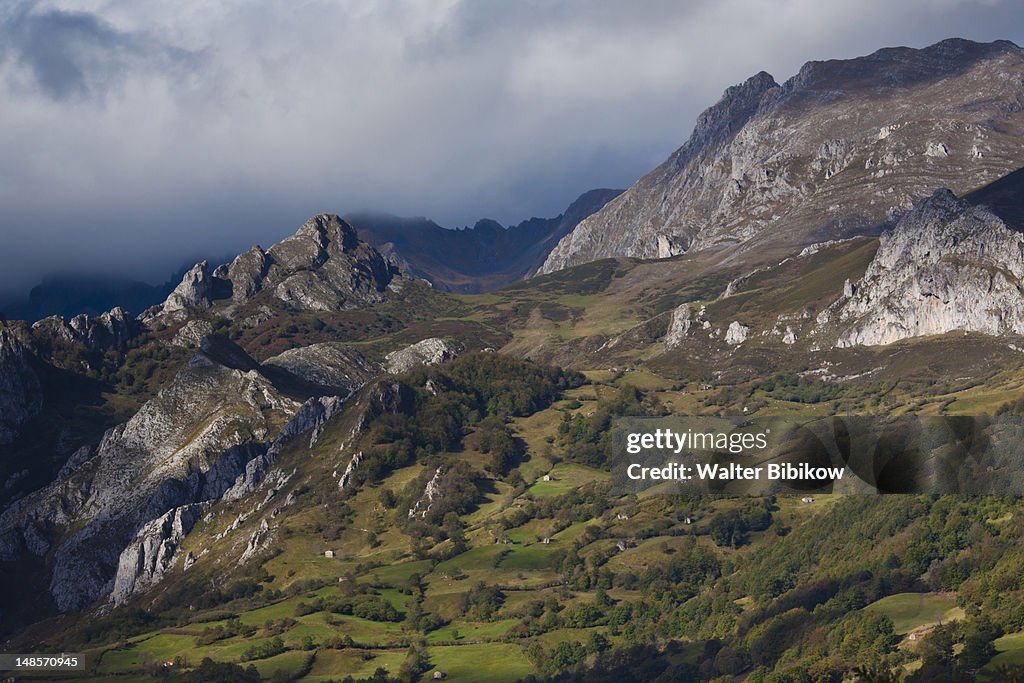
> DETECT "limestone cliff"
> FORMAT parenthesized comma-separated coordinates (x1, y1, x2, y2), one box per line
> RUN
(821, 189, 1024, 346)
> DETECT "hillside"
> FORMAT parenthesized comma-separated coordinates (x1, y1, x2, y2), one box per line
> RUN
(5, 170, 1024, 679)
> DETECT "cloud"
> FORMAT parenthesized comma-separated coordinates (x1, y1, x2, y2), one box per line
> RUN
(0, 0, 1022, 295)
(0, 1, 200, 100)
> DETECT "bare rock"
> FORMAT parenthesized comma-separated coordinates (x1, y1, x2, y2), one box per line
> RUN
(824, 189, 1024, 346)
(664, 304, 691, 349)
(541, 40, 1024, 273)
(384, 338, 460, 374)
(109, 503, 204, 605)
(725, 321, 751, 345)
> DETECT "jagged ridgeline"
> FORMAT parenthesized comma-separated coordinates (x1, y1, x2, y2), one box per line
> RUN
(542, 38, 1024, 273)
(6, 37, 1024, 682)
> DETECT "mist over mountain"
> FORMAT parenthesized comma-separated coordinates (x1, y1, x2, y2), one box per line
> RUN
(0, 261, 234, 324)
(347, 188, 622, 293)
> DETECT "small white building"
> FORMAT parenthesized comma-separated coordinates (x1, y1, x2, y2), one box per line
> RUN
(542, 537, 552, 545)
(801, 497, 814, 504)
(542, 474, 551, 482)
(324, 550, 335, 558)
(616, 512, 629, 520)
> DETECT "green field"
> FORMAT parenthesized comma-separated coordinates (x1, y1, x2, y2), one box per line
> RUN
(527, 463, 607, 496)
(424, 643, 534, 682)
(863, 592, 963, 635)
(981, 630, 1024, 677)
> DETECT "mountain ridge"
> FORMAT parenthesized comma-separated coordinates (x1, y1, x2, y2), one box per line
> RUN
(347, 188, 623, 293)
(541, 38, 1024, 274)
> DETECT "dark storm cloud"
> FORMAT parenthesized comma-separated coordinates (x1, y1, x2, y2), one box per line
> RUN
(0, 2, 200, 100)
(0, 0, 1023, 297)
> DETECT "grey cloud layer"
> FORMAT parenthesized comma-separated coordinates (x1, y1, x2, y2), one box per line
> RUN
(1, 0, 1022, 294)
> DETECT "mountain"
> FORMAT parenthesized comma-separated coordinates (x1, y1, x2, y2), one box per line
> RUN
(9, 39, 1024, 683)
(542, 38, 1024, 273)
(347, 188, 622, 293)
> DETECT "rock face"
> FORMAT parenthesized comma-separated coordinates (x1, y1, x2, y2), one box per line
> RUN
(263, 343, 377, 394)
(822, 189, 1024, 346)
(664, 304, 691, 349)
(141, 215, 402, 324)
(170, 319, 214, 348)
(542, 39, 1024, 273)
(384, 338, 460, 374)
(0, 326, 42, 445)
(109, 503, 204, 605)
(32, 306, 141, 352)
(161, 261, 215, 314)
(0, 338, 305, 610)
(241, 214, 399, 312)
(227, 246, 271, 303)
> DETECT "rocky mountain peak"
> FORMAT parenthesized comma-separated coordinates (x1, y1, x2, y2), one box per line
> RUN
(143, 261, 215, 321)
(683, 70, 779, 159)
(541, 38, 1024, 274)
(142, 214, 402, 321)
(276, 213, 360, 266)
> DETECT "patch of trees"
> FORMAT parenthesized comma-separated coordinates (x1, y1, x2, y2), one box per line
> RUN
(295, 593, 402, 622)
(463, 581, 506, 620)
(241, 635, 285, 661)
(477, 415, 525, 475)
(354, 354, 582, 489)
(177, 658, 260, 682)
(709, 500, 773, 548)
(194, 617, 255, 646)
(753, 373, 843, 404)
(557, 386, 664, 466)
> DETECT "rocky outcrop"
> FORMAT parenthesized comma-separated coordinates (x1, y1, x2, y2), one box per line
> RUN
(221, 394, 350, 503)
(542, 39, 1024, 273)
(263, 343, 377, 394)
(138, 215, 401, 324)
(241, 214, 400, 312)
(227, 246, 270, 303)
(0, 326, 42, 445)
(170, 319, 214, 348)
(822, 189, 1024, 346)
(0, 339, 303, 611)
(31, 306, 141, 353)
(109, 503, 204, 605)
(384, 338, 460, 374)
(725, 322, 751, 345)
(664, 304, 691, 349)
(161, 261, 214, 314)
(408, 467, 443, 519)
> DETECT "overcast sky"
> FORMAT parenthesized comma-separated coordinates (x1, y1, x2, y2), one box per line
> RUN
(2, 0, 1023, 296)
